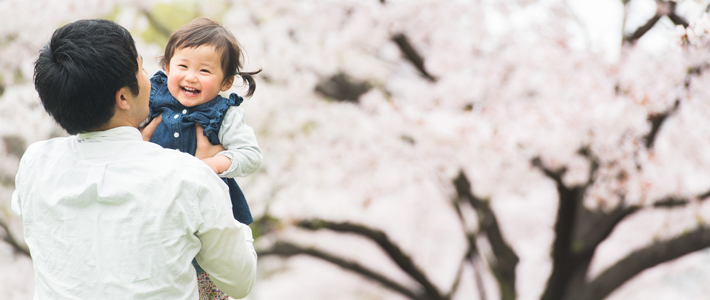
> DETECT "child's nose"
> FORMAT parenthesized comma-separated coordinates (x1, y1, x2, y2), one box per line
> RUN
(185, 71, 198, 82)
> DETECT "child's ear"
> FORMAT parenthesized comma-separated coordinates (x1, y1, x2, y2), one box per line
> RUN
(164, 64, 170, 75)
(221, 77, 235, 92)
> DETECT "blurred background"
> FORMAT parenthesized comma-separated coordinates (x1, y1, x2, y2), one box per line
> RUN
(3, 0, 710, 299)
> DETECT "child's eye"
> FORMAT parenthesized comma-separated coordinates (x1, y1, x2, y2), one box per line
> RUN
(178, 64, 188, 69)
(200, 69, 211, 74)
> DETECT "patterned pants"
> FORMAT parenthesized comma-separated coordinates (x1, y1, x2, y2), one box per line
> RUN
(197, 272, 230, 300)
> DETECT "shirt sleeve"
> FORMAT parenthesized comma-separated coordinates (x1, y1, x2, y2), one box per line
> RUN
(11, 159, 21, 216)
(11, 142, 36, 217)
(216, 106, 263, 178)
(11, 188, 21, 217)
(192, 168, 257, 298)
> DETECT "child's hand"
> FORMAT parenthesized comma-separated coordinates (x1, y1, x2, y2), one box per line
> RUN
(201, 155, 232, 174)
(195, 124, 231, 174)
(140, 114, 162, 141)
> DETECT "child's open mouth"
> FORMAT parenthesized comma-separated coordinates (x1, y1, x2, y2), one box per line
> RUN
(182, 86, 200, 96)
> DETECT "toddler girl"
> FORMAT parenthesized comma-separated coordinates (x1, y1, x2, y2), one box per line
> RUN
(142, 17, 261, 299)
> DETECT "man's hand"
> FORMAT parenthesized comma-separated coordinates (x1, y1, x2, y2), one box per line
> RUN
(195, 124, 226, 159)
(195, 124, 231, 174)
(140, 114, 162, 141)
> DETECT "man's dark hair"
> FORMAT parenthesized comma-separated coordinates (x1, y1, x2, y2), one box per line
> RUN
(34, 19, 140, 134)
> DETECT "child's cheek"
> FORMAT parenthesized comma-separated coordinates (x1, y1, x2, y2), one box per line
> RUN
(166, 77, 181, 99)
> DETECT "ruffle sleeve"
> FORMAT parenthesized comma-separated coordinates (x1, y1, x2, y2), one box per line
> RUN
(149, 71, 173, 119)
(200, 93, 244, 145)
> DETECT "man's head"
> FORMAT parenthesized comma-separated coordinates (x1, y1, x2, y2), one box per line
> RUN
(34, 19, 143, 134)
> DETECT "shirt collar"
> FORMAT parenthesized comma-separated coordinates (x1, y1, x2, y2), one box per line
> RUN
(77, 126, 143, 142)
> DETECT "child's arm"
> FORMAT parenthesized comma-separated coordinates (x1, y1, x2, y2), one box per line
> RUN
(195, 124, 231, 174)
(214, 106, 262, 178)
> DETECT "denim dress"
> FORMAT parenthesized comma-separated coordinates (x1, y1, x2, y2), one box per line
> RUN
(149, 71, 254, 226)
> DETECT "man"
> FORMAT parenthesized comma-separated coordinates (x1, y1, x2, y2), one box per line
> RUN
(12, 19, 256, 299)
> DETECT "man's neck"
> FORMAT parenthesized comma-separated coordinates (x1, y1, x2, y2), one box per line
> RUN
(91, 117, 138, 132)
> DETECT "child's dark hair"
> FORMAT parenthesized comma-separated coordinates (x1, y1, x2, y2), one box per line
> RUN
(160, 18, 260, 97)
(34, 19, 140, 134)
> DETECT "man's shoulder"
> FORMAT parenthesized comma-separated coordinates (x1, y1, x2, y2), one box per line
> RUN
(137, 143, 211, 170)
(139, 147, 226, 196)
(24, 136, 210, 173)
(22, 136, 73, 159)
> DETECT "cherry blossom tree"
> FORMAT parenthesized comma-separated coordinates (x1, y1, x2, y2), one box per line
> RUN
(3, 0, 710, 299)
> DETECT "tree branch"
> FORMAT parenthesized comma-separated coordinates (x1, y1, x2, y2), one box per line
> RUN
(392, 33, 437, 82)
(454, 171, 518, 300)
(470, 254, 489, 300)
(450, 191, 485, 300)
(259, 241, 421, 300)
(572, 227, 710, 300)
(531, 157, 565, 186)
(297, 219, 443, 300)
(562, 183, 710, 299)
(575, 205, 639, 258)
(653, 196, 690, 208)
(533, 158, 591, 300)
(698, 188, 710, 201)
(577, 146, 600, 187)
(445, 243, 479, 300)
(685, 63, 710, 88)
(624, 0, 684, 44)
(668, 12, 688, 28)
(644, 99, 680, 149)
(623, 15, 661, 44)
(314, 73, 371, 103)
(574, 182, 710, 265)
(139, 9, 172, 38)
(0, 216, 30, 257)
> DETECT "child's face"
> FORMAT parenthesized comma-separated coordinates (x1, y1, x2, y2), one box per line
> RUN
(165, 45, 233, 107)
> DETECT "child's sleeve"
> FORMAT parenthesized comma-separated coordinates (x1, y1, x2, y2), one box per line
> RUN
(215, 106, 262, 178)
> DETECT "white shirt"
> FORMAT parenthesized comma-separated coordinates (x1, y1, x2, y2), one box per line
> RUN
(11, 127, 257, 300)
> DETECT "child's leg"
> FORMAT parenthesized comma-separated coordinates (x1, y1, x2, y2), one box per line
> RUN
(194, 259, 229, 300)
(224, 178, 253, 224)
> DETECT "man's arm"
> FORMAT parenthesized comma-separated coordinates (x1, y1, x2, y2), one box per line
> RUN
(11, 189, 21, 217)
(192, 169, 257, 298)
(11, 142, 40, 217)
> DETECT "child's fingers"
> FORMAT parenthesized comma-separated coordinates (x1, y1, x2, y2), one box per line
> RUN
(140, 114, 162, 141)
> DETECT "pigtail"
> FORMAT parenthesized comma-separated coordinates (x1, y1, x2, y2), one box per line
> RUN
(237, 68, 261, 98)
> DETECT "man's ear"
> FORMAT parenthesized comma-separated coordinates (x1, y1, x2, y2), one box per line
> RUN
(115, 87, 131, 110)
(221, 76, 235, 92)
